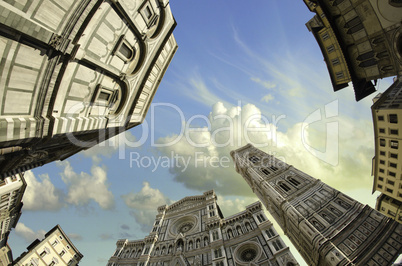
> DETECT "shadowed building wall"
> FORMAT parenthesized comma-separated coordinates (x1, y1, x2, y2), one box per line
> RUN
(0, 0, 177, 177)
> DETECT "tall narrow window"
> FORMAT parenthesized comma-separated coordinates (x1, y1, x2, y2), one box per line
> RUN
(266, 228, 275, 238)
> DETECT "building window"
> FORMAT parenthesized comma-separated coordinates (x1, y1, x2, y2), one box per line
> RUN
(390, 153, 398, 159)
(389, 171, 396, 177)
(335, 71, 344, 79)
(288, 177, 300, 186)
(266, 228, 275, 238)
(212, 231, 219, 241)
(249, 156, 260, 163)
(380, 151, 386, 156)
(379, 177, 384, 181)
(387, 180, 395, 186)
(390, 129, 398, 135)
(331, 58, 340, 66)
(390, 140, 399, 149)
(322, 33, 329, 40)
(279, 182, 291, 192)
(210, 211, 215, 217)
(386, 188, 393, 193)
(380, 139, 386, 147)
(389, 162, 397, 168)
(388, 210, 396, 217)
(113, 36, 135, 63)
(327, 45, 335, 53)
(256, 214, 266, 223)
(261, 169, 270, 175)
(40, 251, 47, 257)
(236, 226, 242, 235)
(214, 248, 222, 258)
(52, 240, 58, 247)
(378, 184, 383, 189)
(144, 6, 152, 19)
(272, 240, 284, 251)
(380, 160, 385, 165)
(270, 166, 278, 171)
(49, 262, 55, 266)
(60, 250, 65, 256)
(215, 261, 224, 266)
(389, 114, 398, 124)
(379, 128, 385, 133)
(378, 115, 384, 121)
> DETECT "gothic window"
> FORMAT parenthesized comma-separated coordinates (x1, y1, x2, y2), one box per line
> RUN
(279, 182, 291, 192)
(261, 168, 270, 175)
(266, 228, 275, 238)
(212, 231, 219, 241)
(136, 249, 142, 257)
(214, 248, 222, 258)
(227, 229, 233, 239)
(256, 214, 266, 223)
(249, 156, 260, 164)
(272, 240, 284, 251)
(269, 166, 278, 171)
(288, 177, 300, 187)
(236, 226, 243, 235)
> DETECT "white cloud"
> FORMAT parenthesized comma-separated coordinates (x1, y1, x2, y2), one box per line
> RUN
(216, 195, 259, 217)
(58, 161, 115, 210)
(82, 131, 136, 163)
(261, 94, 274, 103)
(122, 182, 172, 233)
(23, 171, 64, 211)
(15, 223, 46, 243)
(155, 101, 375, 199)
(68, 233, 83, 241)
(122, 182, 171, 210)
(251, 77, 276, 90)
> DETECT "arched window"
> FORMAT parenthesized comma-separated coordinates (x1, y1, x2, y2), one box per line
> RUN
(227, 229, 233, 239)
(279, 182, 291, 192)
(161, 246, 166, 255)
(236, 226, 242, 235)
(288, 177, 300, 187)
(136, 249, 142, 257)
(266, 228, 275, 238)
(155, 247, 159, 256)
(272, 240, 283, 251)
(124, 249, 130, 258)
(168, 245, 172, 254)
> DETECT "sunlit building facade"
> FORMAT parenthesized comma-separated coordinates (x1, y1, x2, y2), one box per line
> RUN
(0, 173, 26, 249)
(371, 76, 402, 222)
(231, 144, 402, 265)
(107, 190, 298, 266)
(304, 0, 402, 101)
(0, 0, 178, 177)
(13, 224, 83, 266)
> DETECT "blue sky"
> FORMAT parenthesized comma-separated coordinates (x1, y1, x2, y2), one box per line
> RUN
(8, 1, 395, 265)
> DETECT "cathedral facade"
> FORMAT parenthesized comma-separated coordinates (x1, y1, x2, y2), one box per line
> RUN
(107, 190, 298, 266)
(0, 0, 177, 177)
(231, 144, 402, 265)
